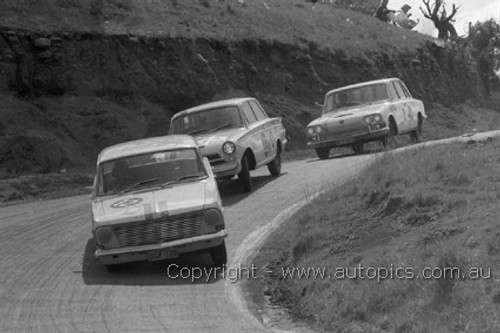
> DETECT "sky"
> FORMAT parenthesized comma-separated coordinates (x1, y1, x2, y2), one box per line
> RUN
(387, 0, 500, 37)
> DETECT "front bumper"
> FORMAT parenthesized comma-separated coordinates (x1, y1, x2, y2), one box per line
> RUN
(212, 160, 241, 178)
(95, 230, 228, 265)
(307, 128, 389, 149)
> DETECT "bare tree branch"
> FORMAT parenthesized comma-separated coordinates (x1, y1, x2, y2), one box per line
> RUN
(420, 0, 433, 19)
(420, 0, 460, 39)
(444, 4, 459, 23)
(432, 0, 441, 17)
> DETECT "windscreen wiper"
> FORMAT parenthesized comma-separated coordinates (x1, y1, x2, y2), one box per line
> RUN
(118, 178, 159, 194)
(161, 174, 206, 188)
(188, 128, 209, 135)
(207, 123, 236, 133)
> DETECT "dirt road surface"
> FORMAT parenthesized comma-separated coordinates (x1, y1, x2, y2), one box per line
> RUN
(0, 153, 372, 333)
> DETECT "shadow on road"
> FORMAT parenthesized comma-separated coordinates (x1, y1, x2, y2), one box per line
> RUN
(306, 145, 386, 163)
(82, 239, 223, 286)
(306, 151, 357, 163)
(218, 173, 286, 206)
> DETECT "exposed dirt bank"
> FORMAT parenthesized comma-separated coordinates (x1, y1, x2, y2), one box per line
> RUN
(0, 26, 494, 178)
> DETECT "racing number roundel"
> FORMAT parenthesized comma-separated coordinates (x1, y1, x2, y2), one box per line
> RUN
(111, 198, 143, 209)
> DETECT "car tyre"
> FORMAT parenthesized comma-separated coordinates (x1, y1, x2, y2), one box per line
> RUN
(238, 155, 252, 192)
(352, 142, 364, 155)
(315, 147, 330, 160)
(409, 116, 422, 143)
(267, 148, 282, 177)
(383, 120, 398, 150)
(105, 263, 123, 272)
(210, 241, 227, 268)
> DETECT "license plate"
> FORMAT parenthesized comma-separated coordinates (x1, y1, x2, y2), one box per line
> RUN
(336, 137, 355, 145)
(148, 249, 178, 262)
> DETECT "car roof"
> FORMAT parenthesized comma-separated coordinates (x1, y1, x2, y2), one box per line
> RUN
(97, 135, 198, 164)
(172, 97, 255, 118)
(326, 78, 399, 95)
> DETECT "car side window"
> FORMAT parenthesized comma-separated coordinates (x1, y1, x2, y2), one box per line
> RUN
(249, 101, 268, 121)
(241, 102, 258, 124)
(388, 83, 400, 100)
(399, 81, 412, 98)
(393, 82, 406, 99)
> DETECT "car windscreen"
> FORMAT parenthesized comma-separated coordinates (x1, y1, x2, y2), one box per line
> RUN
(323, 83, 389, 114)
(97, 148, 206, 196)
(170, 106, 244, 135)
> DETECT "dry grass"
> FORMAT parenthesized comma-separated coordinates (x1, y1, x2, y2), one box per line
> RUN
(0, 172, 93, 205)
(266, 140, 500, 332)
(0, 0, 431, 55)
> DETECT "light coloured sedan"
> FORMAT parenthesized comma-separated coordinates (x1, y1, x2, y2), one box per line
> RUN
(90, 135, 227, 270)
(169, 98, 287, 192)
(306, 78, 426, 159)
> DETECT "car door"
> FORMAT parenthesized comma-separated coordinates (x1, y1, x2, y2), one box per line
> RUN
(387, 81, 406, 132)
(249, 100, 275, 163)
(393, 80, 416, 132)
(240, 101, 266, 163)
(398, 80, 420, 130)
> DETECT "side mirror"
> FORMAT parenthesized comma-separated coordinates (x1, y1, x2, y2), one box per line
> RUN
(314, 101, 323, 109)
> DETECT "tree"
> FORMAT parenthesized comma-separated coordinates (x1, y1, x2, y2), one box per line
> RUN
(468, 19, 500, 95)
(420, 0, 459, 40)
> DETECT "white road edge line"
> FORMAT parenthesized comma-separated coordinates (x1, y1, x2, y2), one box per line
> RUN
(225, 129, 500, 332)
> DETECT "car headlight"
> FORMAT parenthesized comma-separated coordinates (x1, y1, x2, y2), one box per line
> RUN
(95, 227, 113, 246)
(307, 125, 324, 135)
(222, 141, 236, 155)
(204, 209, 224, 227)
(363, 114, 384, 125)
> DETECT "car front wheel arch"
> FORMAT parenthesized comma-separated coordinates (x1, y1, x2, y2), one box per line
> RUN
(243, 148, 256, 170)
(388, 116, 398, 135)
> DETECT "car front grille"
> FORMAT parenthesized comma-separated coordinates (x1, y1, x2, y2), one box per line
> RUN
(325, 129, 368, 140)
(206, 153, 226, 166)
(112, 211, 203, 247)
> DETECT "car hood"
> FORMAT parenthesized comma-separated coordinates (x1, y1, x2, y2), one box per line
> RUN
(92, 182, 207, 225)
(308, 103, 388, 126)
(194, 128, 246, 154)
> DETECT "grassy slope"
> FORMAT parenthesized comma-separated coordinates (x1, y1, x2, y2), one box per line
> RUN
(262, 139, 500, 332)
(0, 0, 429, 54)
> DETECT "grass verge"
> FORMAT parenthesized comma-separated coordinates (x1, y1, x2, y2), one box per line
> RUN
(0, 172, 93, 206)
(258, 139, 500, 332)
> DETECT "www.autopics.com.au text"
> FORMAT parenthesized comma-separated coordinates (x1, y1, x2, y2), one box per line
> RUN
(166, 263, 493, 283)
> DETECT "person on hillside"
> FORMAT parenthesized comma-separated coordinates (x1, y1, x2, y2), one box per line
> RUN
(374, 0, 393, 23)
(394, 4, 419, 29)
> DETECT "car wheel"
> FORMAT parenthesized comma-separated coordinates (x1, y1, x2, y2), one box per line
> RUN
(352, 142, 364, 155)
(238, 155, 252, 192)
(383, 120, 398, 150)
(267, 148, 282, 176)
(210, 241, 227, 268)
(315, 147, 330, 160)
(105, 263, 123, 272)
(409, 116, 422, 143)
